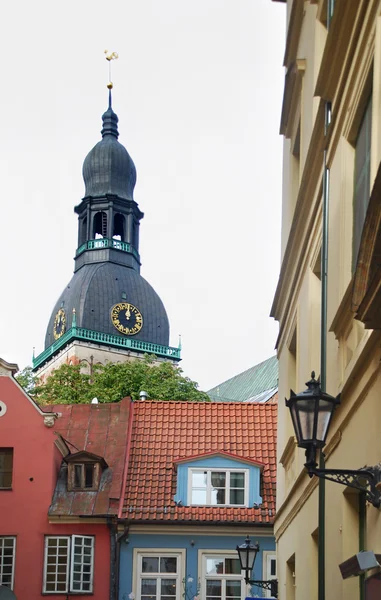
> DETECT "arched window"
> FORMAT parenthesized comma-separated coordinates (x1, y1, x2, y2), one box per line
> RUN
(113, 213, 125, 241)
(93, 212, 107, 238)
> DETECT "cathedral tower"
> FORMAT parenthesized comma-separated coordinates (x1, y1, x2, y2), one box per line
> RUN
(33, 93, 180, 379)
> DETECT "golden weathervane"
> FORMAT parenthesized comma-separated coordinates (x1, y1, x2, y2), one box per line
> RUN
(104, 50, 119, 90)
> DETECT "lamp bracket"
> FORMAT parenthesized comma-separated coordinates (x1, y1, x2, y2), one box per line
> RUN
(308, 464, 381, 508)
(246, 579, 278, 597)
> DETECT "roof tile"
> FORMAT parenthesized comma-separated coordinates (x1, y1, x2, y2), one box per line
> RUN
(122, 401, 277, 525)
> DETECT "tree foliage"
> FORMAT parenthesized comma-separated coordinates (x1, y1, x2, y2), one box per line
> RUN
(17, 356, 210, 404)
(15, 366, 38, 393)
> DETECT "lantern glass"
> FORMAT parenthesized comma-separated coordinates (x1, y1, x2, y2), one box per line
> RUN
(286, 374, 340, 451)
(292, 398, 316, 444)
(236, 538, 259, 573)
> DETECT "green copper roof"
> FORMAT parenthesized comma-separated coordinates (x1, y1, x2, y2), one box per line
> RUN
(207, 356, 278, 402)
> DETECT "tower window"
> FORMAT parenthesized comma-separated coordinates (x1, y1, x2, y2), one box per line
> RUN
(93, 212, 107, 239)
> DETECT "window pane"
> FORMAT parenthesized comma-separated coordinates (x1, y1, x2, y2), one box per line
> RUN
(141, 579, 157, 595)
(206, 559, 224, 575)
(0, 537, 16, 589)
(211, 472, 226, 487)
(270, 558, 276, 577)
(192, 472, 207, 487)
(230, 473, 245, 488)
(74, 464, 82, 488)
(161, 579, 176, 596)
(85, 464, 94, 488)
(226, 581, 241, 598)
(229, 489, 244, 505)
(0, 449, 13, 489)
(45, 537, 69, 593)
(142, 557, 159, 573)
(211, 488, 225, 505)
(70, 536, 94, 593)
(160, 557, 177, 573)
(224, 559, 241, 574)
(191, 489, 207, 504)
(206, 580, 222, 598)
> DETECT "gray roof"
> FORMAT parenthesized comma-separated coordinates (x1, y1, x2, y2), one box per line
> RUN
(45, 262, 170, 349)
(207, 356, 278, 402)
(82, 106, 137, 200)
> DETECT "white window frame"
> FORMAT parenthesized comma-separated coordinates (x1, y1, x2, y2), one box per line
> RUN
(0, 536, 16, 590)
(133, 548, 185, 600)
(199, 549, 246, 600)
(188, 468, 249, 507)
(262, 551, 277, 598)
(43, 535, 94, 594)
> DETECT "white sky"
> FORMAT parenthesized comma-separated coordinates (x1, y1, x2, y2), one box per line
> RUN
(0, 0, 285, 391)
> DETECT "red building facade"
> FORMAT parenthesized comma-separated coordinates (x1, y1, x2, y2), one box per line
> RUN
(0, 358, 130, 600)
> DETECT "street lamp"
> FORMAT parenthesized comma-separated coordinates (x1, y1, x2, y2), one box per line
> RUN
(236, 536, 278, 598)
(286, 372, 381, 508)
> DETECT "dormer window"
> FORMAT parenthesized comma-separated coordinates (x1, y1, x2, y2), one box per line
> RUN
(65, 451, 107, 492)
(174, 452, 263, 509)
(189, 469, 248, 506)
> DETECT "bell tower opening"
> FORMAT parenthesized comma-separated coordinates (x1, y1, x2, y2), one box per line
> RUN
(113, 213, 125, 241)
(93, 211, 107, 239)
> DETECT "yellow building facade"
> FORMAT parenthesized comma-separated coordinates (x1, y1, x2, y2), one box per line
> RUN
(271, 1, 381, 599)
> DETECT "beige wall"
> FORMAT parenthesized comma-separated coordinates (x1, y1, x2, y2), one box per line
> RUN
(272, 1, 381, 598)
(36, 341, 171, 381)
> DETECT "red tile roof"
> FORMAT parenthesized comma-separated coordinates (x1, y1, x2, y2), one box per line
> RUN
(46, 398, 131, 516)
(121, 401, 277, 525)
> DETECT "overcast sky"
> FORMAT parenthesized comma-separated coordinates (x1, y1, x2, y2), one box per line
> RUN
(0, 0, 285, 391)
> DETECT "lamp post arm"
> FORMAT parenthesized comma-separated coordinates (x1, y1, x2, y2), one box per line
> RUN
(308, 465, 381, 508)
(247, 579, 278, 598)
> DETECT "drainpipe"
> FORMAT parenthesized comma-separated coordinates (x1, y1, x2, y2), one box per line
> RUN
(108, 517, 118, 600)
(319, 101, 331, 600)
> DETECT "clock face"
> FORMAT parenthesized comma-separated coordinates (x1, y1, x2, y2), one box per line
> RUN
(111, 302, 143, 336)
(53, 308, 66, 340)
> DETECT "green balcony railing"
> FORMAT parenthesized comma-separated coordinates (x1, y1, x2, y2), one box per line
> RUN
(33, 326, 181, 370)
(76, 238, 140, 261)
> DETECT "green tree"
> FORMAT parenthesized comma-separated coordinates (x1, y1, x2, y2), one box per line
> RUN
(33, 364, 91, 404)
(91, 356, 210, 403)
(15, 366, 38, 394)
(19, 356, 210, 404)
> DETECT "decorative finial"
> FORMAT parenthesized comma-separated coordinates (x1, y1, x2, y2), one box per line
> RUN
(178, 334, 182, 350)
(104, 50, 118, 108)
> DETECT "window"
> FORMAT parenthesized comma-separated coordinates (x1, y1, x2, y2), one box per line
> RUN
(136, 552, 183, 600)
(263, 552, 277, 598)
(67, 462, 100, 491)
(190, 469, 248, 506)
(353, 95, 372, 268)
(0, 449, 13, 489)
(43, 535, 94, 593)
(202, 554, 244, 600)
(0, 537, 16, 589)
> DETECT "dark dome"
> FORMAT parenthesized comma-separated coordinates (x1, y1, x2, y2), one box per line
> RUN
(45, 263, 170, 349)
(82, 107, 137, 199)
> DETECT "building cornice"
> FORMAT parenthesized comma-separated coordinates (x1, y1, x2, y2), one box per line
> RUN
(271, 101, 325, 347)
(315, 0, 370, 102)
(126, 524, 274, 537)
(280, 60, 306, 137)
(283, 0, 305, 68)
